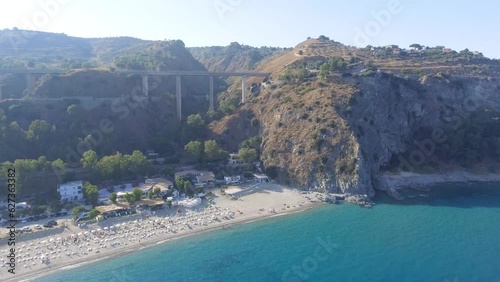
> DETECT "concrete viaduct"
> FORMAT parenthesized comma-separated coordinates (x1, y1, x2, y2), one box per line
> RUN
(0, 69, 270, 120)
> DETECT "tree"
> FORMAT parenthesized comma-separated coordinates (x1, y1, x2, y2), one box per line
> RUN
(238, 148, 258, 163)
(318, 35, 330, 41)
(128, 150, 150, 176)
(184, 181, 192, 197)
(153, 187, 161, 198)
(186, 114, 205, 129)
(81, 150, 98, 169)
(175, 177, 184, 189)
(132, 188, 143, 201)
(147, 190, 154, 199)
(67, 104, 82, 116)
(204, 140, 228, 162)
(207, 109, 219, 121)
(166, 200, 172, 208)
(185, 141, 203, 162)
(242, 136, 262, 151)
(83, 183, 99, 207)
(410, 43, 423, 50)
(88, 209, 101, 220)
(124, 193, 135, 205)
(48, 200, 62, 213)
(109, 192, 118, 204)
(72, 206, 86, 221)
(51, 159, 66, 171)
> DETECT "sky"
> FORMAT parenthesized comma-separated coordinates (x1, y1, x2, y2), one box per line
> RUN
(0, 0, 499, 58)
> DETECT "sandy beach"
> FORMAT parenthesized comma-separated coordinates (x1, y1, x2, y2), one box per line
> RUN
(0, 183, 324, 282)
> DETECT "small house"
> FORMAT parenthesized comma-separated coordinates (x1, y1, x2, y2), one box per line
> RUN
(228, 153, 244, 165)
(224, 176, 241, 185)
(196, 171, 215, 186)
(254, 174, 269, 183)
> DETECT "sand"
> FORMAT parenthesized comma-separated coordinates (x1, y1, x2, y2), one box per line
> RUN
(0, 183, 324, 282)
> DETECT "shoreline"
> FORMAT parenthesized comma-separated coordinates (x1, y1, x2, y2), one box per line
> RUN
(380, 170, 500, 199)
(382, 170, 500, 190)
(1, 184, 324, 282)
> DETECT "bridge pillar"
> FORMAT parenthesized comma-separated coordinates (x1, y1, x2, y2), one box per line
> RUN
(209, 75, 214, 111)
(241, 75, 247, 103)
(142, 74, 149, 97)
(176, 75, 182, 121)
(26, 73, 35, 95)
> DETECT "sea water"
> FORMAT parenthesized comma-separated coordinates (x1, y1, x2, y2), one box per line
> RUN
(36, 183, 500, 282)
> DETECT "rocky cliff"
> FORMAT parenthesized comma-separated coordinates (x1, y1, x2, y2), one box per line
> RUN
(211, 39, 500, 197)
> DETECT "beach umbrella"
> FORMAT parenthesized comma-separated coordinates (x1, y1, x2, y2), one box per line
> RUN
(57, 237, 62, 241)
(91, 230, 96, 233)
(103, 227, 108, 230)
(78, 232, 83, 236)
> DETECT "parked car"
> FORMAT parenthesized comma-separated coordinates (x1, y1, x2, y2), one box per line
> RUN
(22, 226, 32, 232)
(42, 223, 52, 228)
(21, 219, 27, 223)
(48, 220, 58, 226)
(34, 224, 42, 230)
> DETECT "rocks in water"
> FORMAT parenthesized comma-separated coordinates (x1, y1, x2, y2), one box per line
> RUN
(386, 187, 404, 200)
(345, 194, 374, 207)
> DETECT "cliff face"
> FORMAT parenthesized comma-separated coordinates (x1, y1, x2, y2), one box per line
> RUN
(212, 72, 500, 196)
(344, 73, 500, 195)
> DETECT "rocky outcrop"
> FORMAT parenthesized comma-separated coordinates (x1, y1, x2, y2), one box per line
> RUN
(216, 71, 500, 198)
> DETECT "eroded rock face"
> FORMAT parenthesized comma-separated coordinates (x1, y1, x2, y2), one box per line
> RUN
(221, 73, 500, 197)
(346, 74, 500, 196)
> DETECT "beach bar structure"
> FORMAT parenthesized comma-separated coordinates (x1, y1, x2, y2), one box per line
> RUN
(95, 203, 130, 217)
(254, 174, 269, 183)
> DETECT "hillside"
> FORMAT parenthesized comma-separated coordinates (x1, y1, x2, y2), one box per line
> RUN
(1, 31, 499, 200)
(210, 37, 500, 198)
(189, 42, 288, 72)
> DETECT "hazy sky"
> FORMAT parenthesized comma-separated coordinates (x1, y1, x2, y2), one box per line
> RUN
(0, 0, 499, 58)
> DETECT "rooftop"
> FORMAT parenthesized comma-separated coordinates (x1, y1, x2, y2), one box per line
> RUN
(175, 170, 202, 179)
(196, 171, 215, 181)
(254, 174, 269, 179)
(95, 203, 130, 214)
(136, 199, 165, 206)
(60, 180, 83, 186)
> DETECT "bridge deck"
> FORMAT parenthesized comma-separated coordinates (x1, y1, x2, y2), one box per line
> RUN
(0, 69, 271, 76)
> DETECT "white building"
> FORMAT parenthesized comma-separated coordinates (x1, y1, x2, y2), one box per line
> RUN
(57, 181, 84, 203)
(254, 174, 269, 183)
(228, 153, 244, 165)
(224, 176, 241, 184)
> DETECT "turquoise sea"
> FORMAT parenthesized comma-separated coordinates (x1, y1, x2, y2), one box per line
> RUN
(37, 183, 500, 282)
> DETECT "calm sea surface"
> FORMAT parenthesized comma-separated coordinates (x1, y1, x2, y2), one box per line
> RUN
(36, 183, 500, 282)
